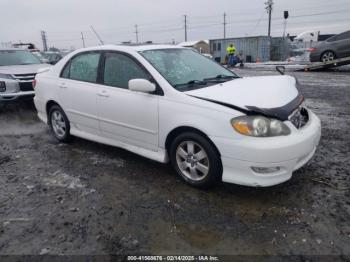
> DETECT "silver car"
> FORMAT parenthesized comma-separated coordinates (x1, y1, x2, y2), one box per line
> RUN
(0, 48, 50, 101)
(310, 31, 350, 62)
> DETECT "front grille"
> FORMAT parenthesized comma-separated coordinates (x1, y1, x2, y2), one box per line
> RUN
(12, 73, 36, 92)
(19, 82, 34, 91)
(289, 107, 309, 129)
(12, 73, 36, 81)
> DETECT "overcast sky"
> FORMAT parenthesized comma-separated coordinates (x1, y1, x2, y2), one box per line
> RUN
(1, 0, 349, 49)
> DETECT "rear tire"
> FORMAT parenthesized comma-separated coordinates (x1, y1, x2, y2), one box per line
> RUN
(321, 51, 336, 62)
(48, 105, 71, 143)
(169, 132, 222, 188)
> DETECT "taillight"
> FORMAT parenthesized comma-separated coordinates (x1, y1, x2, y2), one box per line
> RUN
(32, 79, 37, 89)
(308, 48, 316, 52)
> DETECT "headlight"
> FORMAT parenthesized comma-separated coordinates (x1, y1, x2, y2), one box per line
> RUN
(231, 116, 290, 137)
(0, 73, 14, 80)
(0, 81, 6, 92)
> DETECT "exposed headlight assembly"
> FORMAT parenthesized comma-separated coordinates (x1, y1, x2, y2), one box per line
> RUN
(0, 81, 6, 92)
(0, 73, 14, 80)
(231, 116, 291, 137)
(0, 74, 14, 92)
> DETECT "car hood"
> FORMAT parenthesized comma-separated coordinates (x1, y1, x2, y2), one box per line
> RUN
(0, 64, 51, 75)
(185, 75, 303, 120)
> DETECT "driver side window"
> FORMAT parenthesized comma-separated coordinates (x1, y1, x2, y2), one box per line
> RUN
(103, 53, 148, 89)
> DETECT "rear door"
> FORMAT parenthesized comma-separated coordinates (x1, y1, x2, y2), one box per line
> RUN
(96, 52, 159, 151)
(58, 51, 101, 135)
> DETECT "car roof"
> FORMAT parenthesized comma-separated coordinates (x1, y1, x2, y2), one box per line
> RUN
(0, 48, 31, 51)
(75, 44, 185, 53)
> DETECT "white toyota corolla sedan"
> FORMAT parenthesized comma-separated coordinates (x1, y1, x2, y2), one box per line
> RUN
(33, 45, 321, 188)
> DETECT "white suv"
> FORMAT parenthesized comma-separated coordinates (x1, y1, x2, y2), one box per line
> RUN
(0, 48, 50, 101)
(34, 45, 321, 188)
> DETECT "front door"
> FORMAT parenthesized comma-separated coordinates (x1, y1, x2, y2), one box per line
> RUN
(97, 52, 159, 151)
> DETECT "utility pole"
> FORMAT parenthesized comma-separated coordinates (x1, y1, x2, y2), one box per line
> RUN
(134, 24, 139, 44)
(81, 32, 86, 48)
(41, 30, 48, 51)
(90, 25, 104, 45)
(184, 15, 188, 42)
(223, 13, 227, 39)
(265, 0, 273, 37)
(283, 11, 289, 39)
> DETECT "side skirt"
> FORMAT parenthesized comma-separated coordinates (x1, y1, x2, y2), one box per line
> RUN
(70, 128, 169, 163)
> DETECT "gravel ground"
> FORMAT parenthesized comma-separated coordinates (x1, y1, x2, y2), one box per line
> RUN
(0, 69, 349, 259)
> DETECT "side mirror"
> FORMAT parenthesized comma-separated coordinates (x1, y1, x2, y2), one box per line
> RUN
(276, 66, 286, 75)
(128, 79, 156, 93)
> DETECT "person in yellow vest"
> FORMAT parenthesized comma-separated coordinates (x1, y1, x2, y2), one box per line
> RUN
(226, 43, 236, 67)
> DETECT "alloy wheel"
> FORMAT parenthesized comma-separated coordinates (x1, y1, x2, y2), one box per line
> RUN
(175, 141, 210, 181)
(322, 51, 335, 62)
(51, 110, 67, 138)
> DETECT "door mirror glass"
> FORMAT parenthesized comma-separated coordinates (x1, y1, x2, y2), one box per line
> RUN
(128, 79, 156, 93)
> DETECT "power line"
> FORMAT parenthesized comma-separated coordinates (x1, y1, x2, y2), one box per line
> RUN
(46, 8, 350, 41)
(274, 1, 350, 13)
(250, 11, 266, 35)
(23, 7, 350, 49)
(290, 9, 350, 18)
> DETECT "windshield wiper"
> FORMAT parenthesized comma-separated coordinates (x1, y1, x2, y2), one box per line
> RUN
(174, 79, 208, 88)
(204, 74, 237, 82)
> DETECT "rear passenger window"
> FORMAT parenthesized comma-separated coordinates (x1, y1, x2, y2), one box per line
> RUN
(65, 53, 100, 83)
(337, 31, 350, 41)
(328, 31, 350, 42)
(103, 53, 148, 89)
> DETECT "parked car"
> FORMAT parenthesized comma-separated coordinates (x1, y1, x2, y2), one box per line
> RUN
(309, 30, 350, 62)
(34, 45, 321, 188)
(43, 52, 63, 65)
(0, 48, 50, 101)
(30, 50, 50, 64)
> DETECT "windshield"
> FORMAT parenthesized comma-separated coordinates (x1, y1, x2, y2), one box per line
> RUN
(0, 50, 42, 66)
(140, 48, 238, 91)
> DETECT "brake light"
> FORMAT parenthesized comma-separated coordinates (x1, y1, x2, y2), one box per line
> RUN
(308, 47, 316, 52)
(32, 79, 37, 89)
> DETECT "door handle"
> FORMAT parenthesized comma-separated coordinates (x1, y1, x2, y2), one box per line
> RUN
(98, 90, 109, 98)
(58, 83, 67, 88)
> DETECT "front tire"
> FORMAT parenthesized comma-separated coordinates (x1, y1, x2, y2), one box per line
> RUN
(48, 105, 71, 142)
(169, 132, 222, 188)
